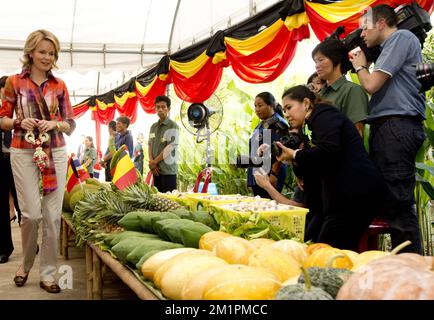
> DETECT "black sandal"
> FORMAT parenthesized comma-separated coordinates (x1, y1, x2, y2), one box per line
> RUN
(14, 273, 29, 287)
(39, 281, 61, 294)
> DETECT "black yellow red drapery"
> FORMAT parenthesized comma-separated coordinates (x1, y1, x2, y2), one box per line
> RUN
(74, 0, 433, 122)
(73, 0, 433, 156)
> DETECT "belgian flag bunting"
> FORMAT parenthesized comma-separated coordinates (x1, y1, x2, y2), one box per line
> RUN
(112, 148, 138, 190)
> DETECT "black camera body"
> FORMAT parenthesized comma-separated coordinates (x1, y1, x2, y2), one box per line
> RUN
(270, 131, 304, 157)
(235, 116, 303, 168)
(327, 2, 432, 73)
(416, 62, 434, 92)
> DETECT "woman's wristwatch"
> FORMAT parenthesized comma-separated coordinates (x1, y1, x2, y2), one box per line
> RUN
(355, 65, 368, 73)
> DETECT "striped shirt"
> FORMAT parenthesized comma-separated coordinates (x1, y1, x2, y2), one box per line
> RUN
(0, 69, 76, 149)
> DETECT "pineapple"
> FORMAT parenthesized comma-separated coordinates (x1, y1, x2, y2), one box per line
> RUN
(149, 195, 181, 211)
(117, 181, 181, 211)
(120, 183, 154, 209)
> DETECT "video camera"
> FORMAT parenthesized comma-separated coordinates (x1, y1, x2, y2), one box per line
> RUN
(235, 117, 303, 168)
(326, 2, 432, 73)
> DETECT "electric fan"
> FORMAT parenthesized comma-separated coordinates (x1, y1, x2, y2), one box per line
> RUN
(180, 94, 223, 192)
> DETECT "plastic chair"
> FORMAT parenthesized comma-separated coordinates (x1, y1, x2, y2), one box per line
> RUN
(193, 167, 212, 193)
(357, 217, 391, 253)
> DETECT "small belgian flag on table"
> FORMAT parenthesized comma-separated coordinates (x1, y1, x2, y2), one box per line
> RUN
(111, 145, 138, 190)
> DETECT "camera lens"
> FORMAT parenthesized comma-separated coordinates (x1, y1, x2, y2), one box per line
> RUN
(416, 63, 434, 92)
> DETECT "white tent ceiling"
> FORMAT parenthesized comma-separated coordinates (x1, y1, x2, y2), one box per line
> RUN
(0, 0, 280, 101)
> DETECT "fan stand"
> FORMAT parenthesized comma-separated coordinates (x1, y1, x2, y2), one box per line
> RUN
(193, 122, 212, 193)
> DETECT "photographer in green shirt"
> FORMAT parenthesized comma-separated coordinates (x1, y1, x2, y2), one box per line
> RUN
(312, 38, 368, 137)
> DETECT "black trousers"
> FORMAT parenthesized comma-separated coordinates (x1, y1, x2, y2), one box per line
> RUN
(153, 174, 177, 193)
(369, 117, 425, 254)
(0, 154, 14, 257)
(105, 159, 112, 182)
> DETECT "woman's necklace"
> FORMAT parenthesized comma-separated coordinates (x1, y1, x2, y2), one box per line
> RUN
(24, 131, 50, 172)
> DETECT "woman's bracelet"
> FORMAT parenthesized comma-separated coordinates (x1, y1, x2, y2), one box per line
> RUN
(13, 119, 22, 130)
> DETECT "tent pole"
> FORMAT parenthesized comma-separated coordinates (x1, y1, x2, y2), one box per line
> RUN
(249, 0, 256, 16)
(95, 119, 101, 169)
(168, 0, 182, 54)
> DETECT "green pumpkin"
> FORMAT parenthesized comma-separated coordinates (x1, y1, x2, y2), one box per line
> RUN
(275, 267, 334, 300)
(275, 284, 333, 300)
(298, 267, 353, 298)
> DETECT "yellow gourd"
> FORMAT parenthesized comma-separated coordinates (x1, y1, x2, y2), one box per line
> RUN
(304, 247, 353, 270)
(160, 255, 228, 300)
(214, 236, 256, 264)
(153, 249, 214, 287)
(249, 238, 276, 249)
(341, 249, 359, 265)
(198, 231, 232, 251)
(268, 239, 309, 265)
(248, 247, 301, 282)
(202, 265, 282, 300)
(141, 248, 196, 280)
(351, 250, 389, 271)
(351, 240, 412, 271)
(181, 265, 235, 300)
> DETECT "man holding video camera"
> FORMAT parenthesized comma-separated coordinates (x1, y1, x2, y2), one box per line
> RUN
(350, 4, 426, 254)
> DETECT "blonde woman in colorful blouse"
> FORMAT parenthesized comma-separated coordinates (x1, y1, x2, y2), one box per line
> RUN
(0, 29, 76, 293)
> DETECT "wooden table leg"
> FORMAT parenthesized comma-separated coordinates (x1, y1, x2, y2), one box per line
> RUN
(59, 218, 64, 257)
(85, 244, 93, 299)
(62, 219, 69, 260)
(92, 250, 102, 299)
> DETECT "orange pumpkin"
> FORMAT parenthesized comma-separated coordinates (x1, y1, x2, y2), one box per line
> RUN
(307, 243, 332, 255)
(375, 253, 434, 271)
(337, 253, 434, 300)
(304, 247, 353, 270)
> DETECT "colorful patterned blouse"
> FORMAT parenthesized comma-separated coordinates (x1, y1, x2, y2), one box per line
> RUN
(0, 69, 76, 149)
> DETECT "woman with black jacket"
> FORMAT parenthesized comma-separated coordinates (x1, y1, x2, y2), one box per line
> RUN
(255, 85, 387, 250)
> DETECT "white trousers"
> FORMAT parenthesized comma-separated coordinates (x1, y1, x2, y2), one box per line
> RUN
(11, 147, 67, 282)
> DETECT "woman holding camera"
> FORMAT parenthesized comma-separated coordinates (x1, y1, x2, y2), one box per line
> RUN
(255, 85, 386, 250)
(247, 92, 288, 199)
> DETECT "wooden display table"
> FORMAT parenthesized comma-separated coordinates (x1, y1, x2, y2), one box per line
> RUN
(85, 242, 160, 300)
(60, 212, 162, 300)
(60, 213, 76, 260)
